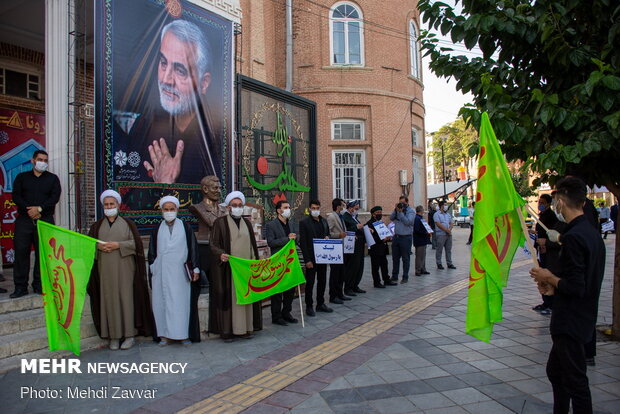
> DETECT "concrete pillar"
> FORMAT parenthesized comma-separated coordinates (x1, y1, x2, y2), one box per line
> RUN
(45, 0, 73, 227)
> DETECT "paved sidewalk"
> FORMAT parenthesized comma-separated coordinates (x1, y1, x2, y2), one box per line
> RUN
(0, 228, 618, 413)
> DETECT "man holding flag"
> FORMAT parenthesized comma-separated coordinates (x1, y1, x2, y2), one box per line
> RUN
(530, 177, 605, 414)
(209, 191, 263, 341)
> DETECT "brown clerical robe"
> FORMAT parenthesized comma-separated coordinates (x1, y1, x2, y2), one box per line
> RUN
(87, 217, 154, 339)
(209, 215, 263, 337)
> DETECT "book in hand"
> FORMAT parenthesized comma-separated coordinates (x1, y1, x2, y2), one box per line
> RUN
(184, 262, 194, 282)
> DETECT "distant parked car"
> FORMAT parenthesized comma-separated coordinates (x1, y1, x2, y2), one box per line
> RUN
(455, 215, 471, 228)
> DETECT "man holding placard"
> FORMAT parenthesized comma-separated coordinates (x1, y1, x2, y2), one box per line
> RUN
(342, 200, 366, 296)
(299, 200, 333, 316)
(413, 205, 432, 276)
(327, 198, 350, 304)
(365, 206, 396, 288)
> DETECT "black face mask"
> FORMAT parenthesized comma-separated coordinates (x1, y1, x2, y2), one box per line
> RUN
(374, 214, 382, 221)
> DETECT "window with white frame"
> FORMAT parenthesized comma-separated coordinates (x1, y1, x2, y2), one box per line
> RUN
(333, 150, 366, 208)
(0, 67, 41, 100)
(412, 127, 421, 147)
(409, 21, 420, 78)
(332, 120, 364, 140)
(330, 3, 363, 66)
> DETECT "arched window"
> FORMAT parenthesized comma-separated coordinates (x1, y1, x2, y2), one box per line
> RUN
(330, 3, 363, 65)
(409, 20, 420, 78)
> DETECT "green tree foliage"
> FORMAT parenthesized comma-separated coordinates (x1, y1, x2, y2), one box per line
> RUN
(430, 118, 478, 176)
(418, 0, 620, 195)
(418, 0, 620, 338)
(511, 171, 536, 199)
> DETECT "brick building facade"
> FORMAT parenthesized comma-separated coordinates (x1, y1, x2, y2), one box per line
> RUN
(237, 0, 427, 210)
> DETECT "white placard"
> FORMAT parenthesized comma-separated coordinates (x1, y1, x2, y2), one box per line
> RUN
(343, 231, 356, 254)
(363, 225, 376, 248)
(602, 220, 614, 233)
(313, 239, 344, 264)
(372, 221, 393, 240)
(422, 219, 434, 234)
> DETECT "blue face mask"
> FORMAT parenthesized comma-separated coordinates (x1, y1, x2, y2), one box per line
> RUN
(538, 204, 546, 212)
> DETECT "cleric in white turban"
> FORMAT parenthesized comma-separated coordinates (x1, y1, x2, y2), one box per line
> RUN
(208, 191, 263, 341)
(148, 194, 201, 345)
(87, 190, 154, 350)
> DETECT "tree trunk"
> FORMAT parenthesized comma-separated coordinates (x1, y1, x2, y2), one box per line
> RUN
(603, 180, 620, 340)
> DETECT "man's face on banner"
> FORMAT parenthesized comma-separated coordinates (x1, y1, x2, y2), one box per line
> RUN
(157, 31, 199, 116)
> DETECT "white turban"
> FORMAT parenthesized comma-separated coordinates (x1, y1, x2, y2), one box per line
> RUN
(100, 189, 121, 205)
(223, 191, 245, 206)
(159, 195, 180, 209)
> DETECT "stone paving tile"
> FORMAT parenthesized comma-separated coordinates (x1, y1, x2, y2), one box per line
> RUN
(477, 382, 525, 399)
(377, 369, 417, 383)
(262, 390, 309, 409)
(367, 396, 420, 413)
(355, 384, 401, 401)
(424, 375, 470, 392)
(242, 402, 289, 414)
(320, 388, 363, 406)
(487, 367, 531, 382)
(507, 378, 551, 394)
(462, 400, 516, 414)
(442, 387, 493, 405)
(294, 393, 330, 409)
(391, 379, 435, 396)
(439, 362, 481, 375)
(456, 372, 502, 387)
(424, 406, 469, 414)
(406, 391, 456, 409)
(409, 365, 450, 379)
(330, 403, 380, 414)
(343, 373, 386, 387)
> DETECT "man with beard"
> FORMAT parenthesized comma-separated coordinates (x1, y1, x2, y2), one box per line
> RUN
(120, 19, 217, 184)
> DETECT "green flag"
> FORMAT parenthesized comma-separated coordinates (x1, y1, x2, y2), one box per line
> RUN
(229, 239, 305, 305)
(466, 112, 526, 342)
(37, 221, 98, 355)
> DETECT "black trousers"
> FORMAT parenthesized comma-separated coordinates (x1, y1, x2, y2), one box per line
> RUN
(547, 334, 592, 414)
(13, 217, 43, 292)
(270, 288, 294, 321)
(329, 263, 345, 300)
(370, 254, 389, 285)
(304, 264, 327, 307)
(344, 243, 364, 290)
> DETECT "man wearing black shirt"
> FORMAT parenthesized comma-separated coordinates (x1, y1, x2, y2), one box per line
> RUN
(530, 177, 605, 414)
(531, 193, 559, 314)
(265, 200, 298, 326)
(299, 200, 333, 316)
(11, 150, 61, 298)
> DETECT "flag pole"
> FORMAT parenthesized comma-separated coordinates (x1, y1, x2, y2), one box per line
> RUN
(525, 205, 550, 233)
(297, 285, 305, 328)
(516, 207, 539, 268)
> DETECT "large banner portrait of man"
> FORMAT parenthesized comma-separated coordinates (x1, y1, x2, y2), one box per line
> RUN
(96, 0, 233, 229)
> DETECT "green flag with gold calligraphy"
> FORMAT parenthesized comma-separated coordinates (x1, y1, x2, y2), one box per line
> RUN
(37, 221, 98, 355)
(229, 239, 305, 305)
(466, 112, 526, 342)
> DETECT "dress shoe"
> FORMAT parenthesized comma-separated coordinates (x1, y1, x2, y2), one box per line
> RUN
(422, 271, 430, 275)
(400, 279, 408, 284)
(109, 339, 120, 350)
(239, 333, 254, 339)
(283, 314, 298, 324)
(339, 295, 352, 301)
(447, 264, 456, 269)
(437, 264, 445, 270)
(10, 290, 28, 299)
(353, 287, 366, 294)
(343, 290, 357, 297)
(272, 318, 288, 326)
(390, 277, 398, 282)
(316, 304, 333, 313)
(374, 283, 386, 288)
(330, 297, 344, 304)
(120, 337, 135, 349)
(33, 287, 43, 295)
(306, 307, 316, 317)
(384, 280, 398, 286)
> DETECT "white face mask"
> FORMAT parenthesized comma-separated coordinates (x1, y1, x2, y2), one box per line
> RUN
(281, 208, 292, 219)
(555, 201, 566, 223)
(163, 211, 177, 222)
(443, 205, 449, 212)
(34, 161, 48, 172)
(104, 208, 118, 217)
(230, 207, 244, 218)
(310, 210, 321, 218)
(434, 205, 439, 211)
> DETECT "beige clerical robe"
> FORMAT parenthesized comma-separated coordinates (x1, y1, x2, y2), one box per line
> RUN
(227, 215, 256, 335)
(97, 218, 136, 339)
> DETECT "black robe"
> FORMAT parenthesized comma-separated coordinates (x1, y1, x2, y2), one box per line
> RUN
(87, 217, 155, 339)
(147, 220, 202, 343)
(208, 215, 263, 336)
